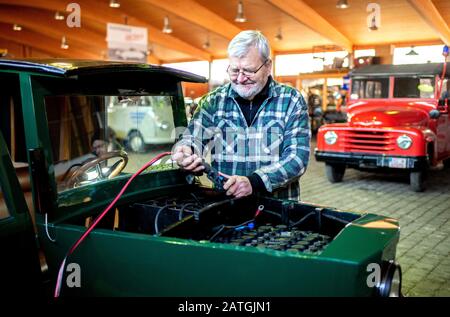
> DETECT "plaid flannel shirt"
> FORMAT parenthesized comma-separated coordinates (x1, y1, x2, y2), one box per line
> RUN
(177, 79, 311, 200)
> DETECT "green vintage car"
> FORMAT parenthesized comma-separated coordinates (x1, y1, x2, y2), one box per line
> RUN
(0, 59, 401, 297)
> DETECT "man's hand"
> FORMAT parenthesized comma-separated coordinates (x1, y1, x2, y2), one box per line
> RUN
(171, 145, 204, 172)
(223, 176, 253, 198)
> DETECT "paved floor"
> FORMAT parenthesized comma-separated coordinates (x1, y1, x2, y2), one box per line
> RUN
(301, 137, 450, 297)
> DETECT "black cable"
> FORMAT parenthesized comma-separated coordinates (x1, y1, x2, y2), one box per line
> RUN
(197, 197, 237, 214)
(154, 204, 171, 235)
(290, 212, 315, 228)
(190, 192, 202, 205)
(209, 225, 225, 242)
(178, 202, 197, 221)
(322, 213, 351, 224)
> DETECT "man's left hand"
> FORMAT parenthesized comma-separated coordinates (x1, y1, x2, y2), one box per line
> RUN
(223, 176, 253, 198)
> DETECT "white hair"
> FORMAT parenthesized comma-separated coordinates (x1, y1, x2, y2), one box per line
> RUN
(227, 30, 271, 60)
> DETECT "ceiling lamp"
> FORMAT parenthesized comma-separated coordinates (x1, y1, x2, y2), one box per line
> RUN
(368, 16, 378, 31)
(109, 0, 120, 8)
(61, 36, 69, 49)
(406, 46, 419, 56)
(202, 35, 210, 49)
(275, 28, 283, 41)
(54, 11, 65, 20)
(13, 24, 22, 31)
(235, 1, 247, 23)
(336, 0, 349, 9)
(162, 16, 173, 34)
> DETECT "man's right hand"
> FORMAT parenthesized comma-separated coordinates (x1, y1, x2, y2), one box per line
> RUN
(171, 145, 205, 172)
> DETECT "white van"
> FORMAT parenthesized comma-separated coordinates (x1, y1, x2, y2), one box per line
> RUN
(107, 95, 175, 152)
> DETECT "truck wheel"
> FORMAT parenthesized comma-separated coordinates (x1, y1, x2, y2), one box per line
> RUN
(443, 158, 450, 168)
(127, 131, 145, 152)
(410, 170, 425, 192)
(325, 163, 346, 183)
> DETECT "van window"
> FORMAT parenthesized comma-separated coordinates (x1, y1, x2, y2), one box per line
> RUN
(44, 95, 176, 192)
(394, 77, 435, 98)
(350, 78, 389, 99)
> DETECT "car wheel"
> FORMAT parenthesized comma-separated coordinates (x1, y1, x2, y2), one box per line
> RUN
(325, 163, 346, 183)
(443, 158, 450, 168)
(128, 131, 145, 152)
(410, 170, 425, 192)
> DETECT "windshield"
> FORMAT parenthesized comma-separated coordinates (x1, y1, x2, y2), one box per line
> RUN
(350, 78, 389, 99)
(44, 95, 177, 193)
(394, 77, 435, 98)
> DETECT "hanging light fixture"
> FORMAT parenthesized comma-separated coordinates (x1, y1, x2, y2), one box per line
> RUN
(13, 24, 22, 31)
(54, 11, 65, 20)
(235, 1, 247, 23)
(406, 46, 419, 56)
(275, 28, 283, 41)
(336, 0, 349, 9)
(162, 16, 173, 34)
(109, 0, 120, 8)
(202, 35, 210, 49)
(368, 16, 378, 31)
(61, 36, 69, 49)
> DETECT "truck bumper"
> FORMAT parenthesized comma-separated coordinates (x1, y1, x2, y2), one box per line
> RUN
(314, 150, 428, 171)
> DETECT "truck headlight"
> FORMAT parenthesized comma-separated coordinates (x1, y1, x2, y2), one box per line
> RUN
(396, 135, 412, 149)
(378, 261, 402, 297)
(324, 131, 338, 145)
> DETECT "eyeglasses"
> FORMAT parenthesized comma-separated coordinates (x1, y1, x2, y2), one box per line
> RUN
(227, 60, 268, 78)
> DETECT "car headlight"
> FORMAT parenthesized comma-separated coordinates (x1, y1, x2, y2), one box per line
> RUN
(397, 135, 412, 149)
(324, 131, 338, 145)
(377, 261, 402, 297)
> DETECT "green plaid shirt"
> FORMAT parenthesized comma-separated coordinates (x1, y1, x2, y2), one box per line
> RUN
(178, 79, 310, 200)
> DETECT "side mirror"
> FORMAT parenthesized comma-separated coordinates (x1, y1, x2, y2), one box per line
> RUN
(429, 109, 440, 119)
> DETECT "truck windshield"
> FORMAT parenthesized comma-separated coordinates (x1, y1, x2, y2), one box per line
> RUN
(44, 95, 177, 193)
(393, 77, 435, 98)
(350, 78, 389, 99)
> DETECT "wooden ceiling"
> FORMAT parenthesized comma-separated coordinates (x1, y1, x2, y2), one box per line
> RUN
(0, 0, 449, 63)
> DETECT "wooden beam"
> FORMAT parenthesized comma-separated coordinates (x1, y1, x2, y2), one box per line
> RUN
(0, 38, 53, 58)
(266, 0, 353, 52)
(147, 54, 161, 65)
(0, 6, 106, 54)
(0, 0, 211, 60)
(140, 0, 241, 40)
(0, 23, 99, 59)
(407, 0, 450, 46)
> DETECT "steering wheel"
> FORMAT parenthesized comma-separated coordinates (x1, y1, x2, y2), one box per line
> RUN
(66, 150, 128, 188)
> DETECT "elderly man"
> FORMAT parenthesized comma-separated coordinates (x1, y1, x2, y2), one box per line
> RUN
(172, 30, 310, 201)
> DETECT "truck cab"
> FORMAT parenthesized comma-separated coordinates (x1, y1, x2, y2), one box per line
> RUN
(315, 63, 450, 191)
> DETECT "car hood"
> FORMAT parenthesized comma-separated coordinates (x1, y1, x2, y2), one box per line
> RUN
(348, 101, 431, 128)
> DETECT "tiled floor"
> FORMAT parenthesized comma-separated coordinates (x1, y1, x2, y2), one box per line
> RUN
(301, 137, 450, 297)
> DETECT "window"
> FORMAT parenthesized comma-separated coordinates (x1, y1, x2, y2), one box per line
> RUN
(394, 77, 435, 98)
(351, 78, 389, 99)
(45, 95, 176, 192)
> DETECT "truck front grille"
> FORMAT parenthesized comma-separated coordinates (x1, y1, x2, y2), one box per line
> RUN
(341, 131, 395, 153)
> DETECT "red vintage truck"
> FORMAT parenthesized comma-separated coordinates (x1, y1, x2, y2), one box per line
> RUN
(315, 62, 450, 191)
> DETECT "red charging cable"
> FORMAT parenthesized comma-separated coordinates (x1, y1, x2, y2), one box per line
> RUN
(54, 151, 171, 297)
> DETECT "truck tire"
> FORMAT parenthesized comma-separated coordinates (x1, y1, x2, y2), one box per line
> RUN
(410, 170, 425, 192)
(127, 131, 145, 152)
(443, 158, 450, 168)
(325, 163, 346, 183)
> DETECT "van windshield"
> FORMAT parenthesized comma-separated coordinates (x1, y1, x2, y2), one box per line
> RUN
(393, 77, 435, 98)
(350, 78, 389, 99)
(44, 95, 177, 192)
